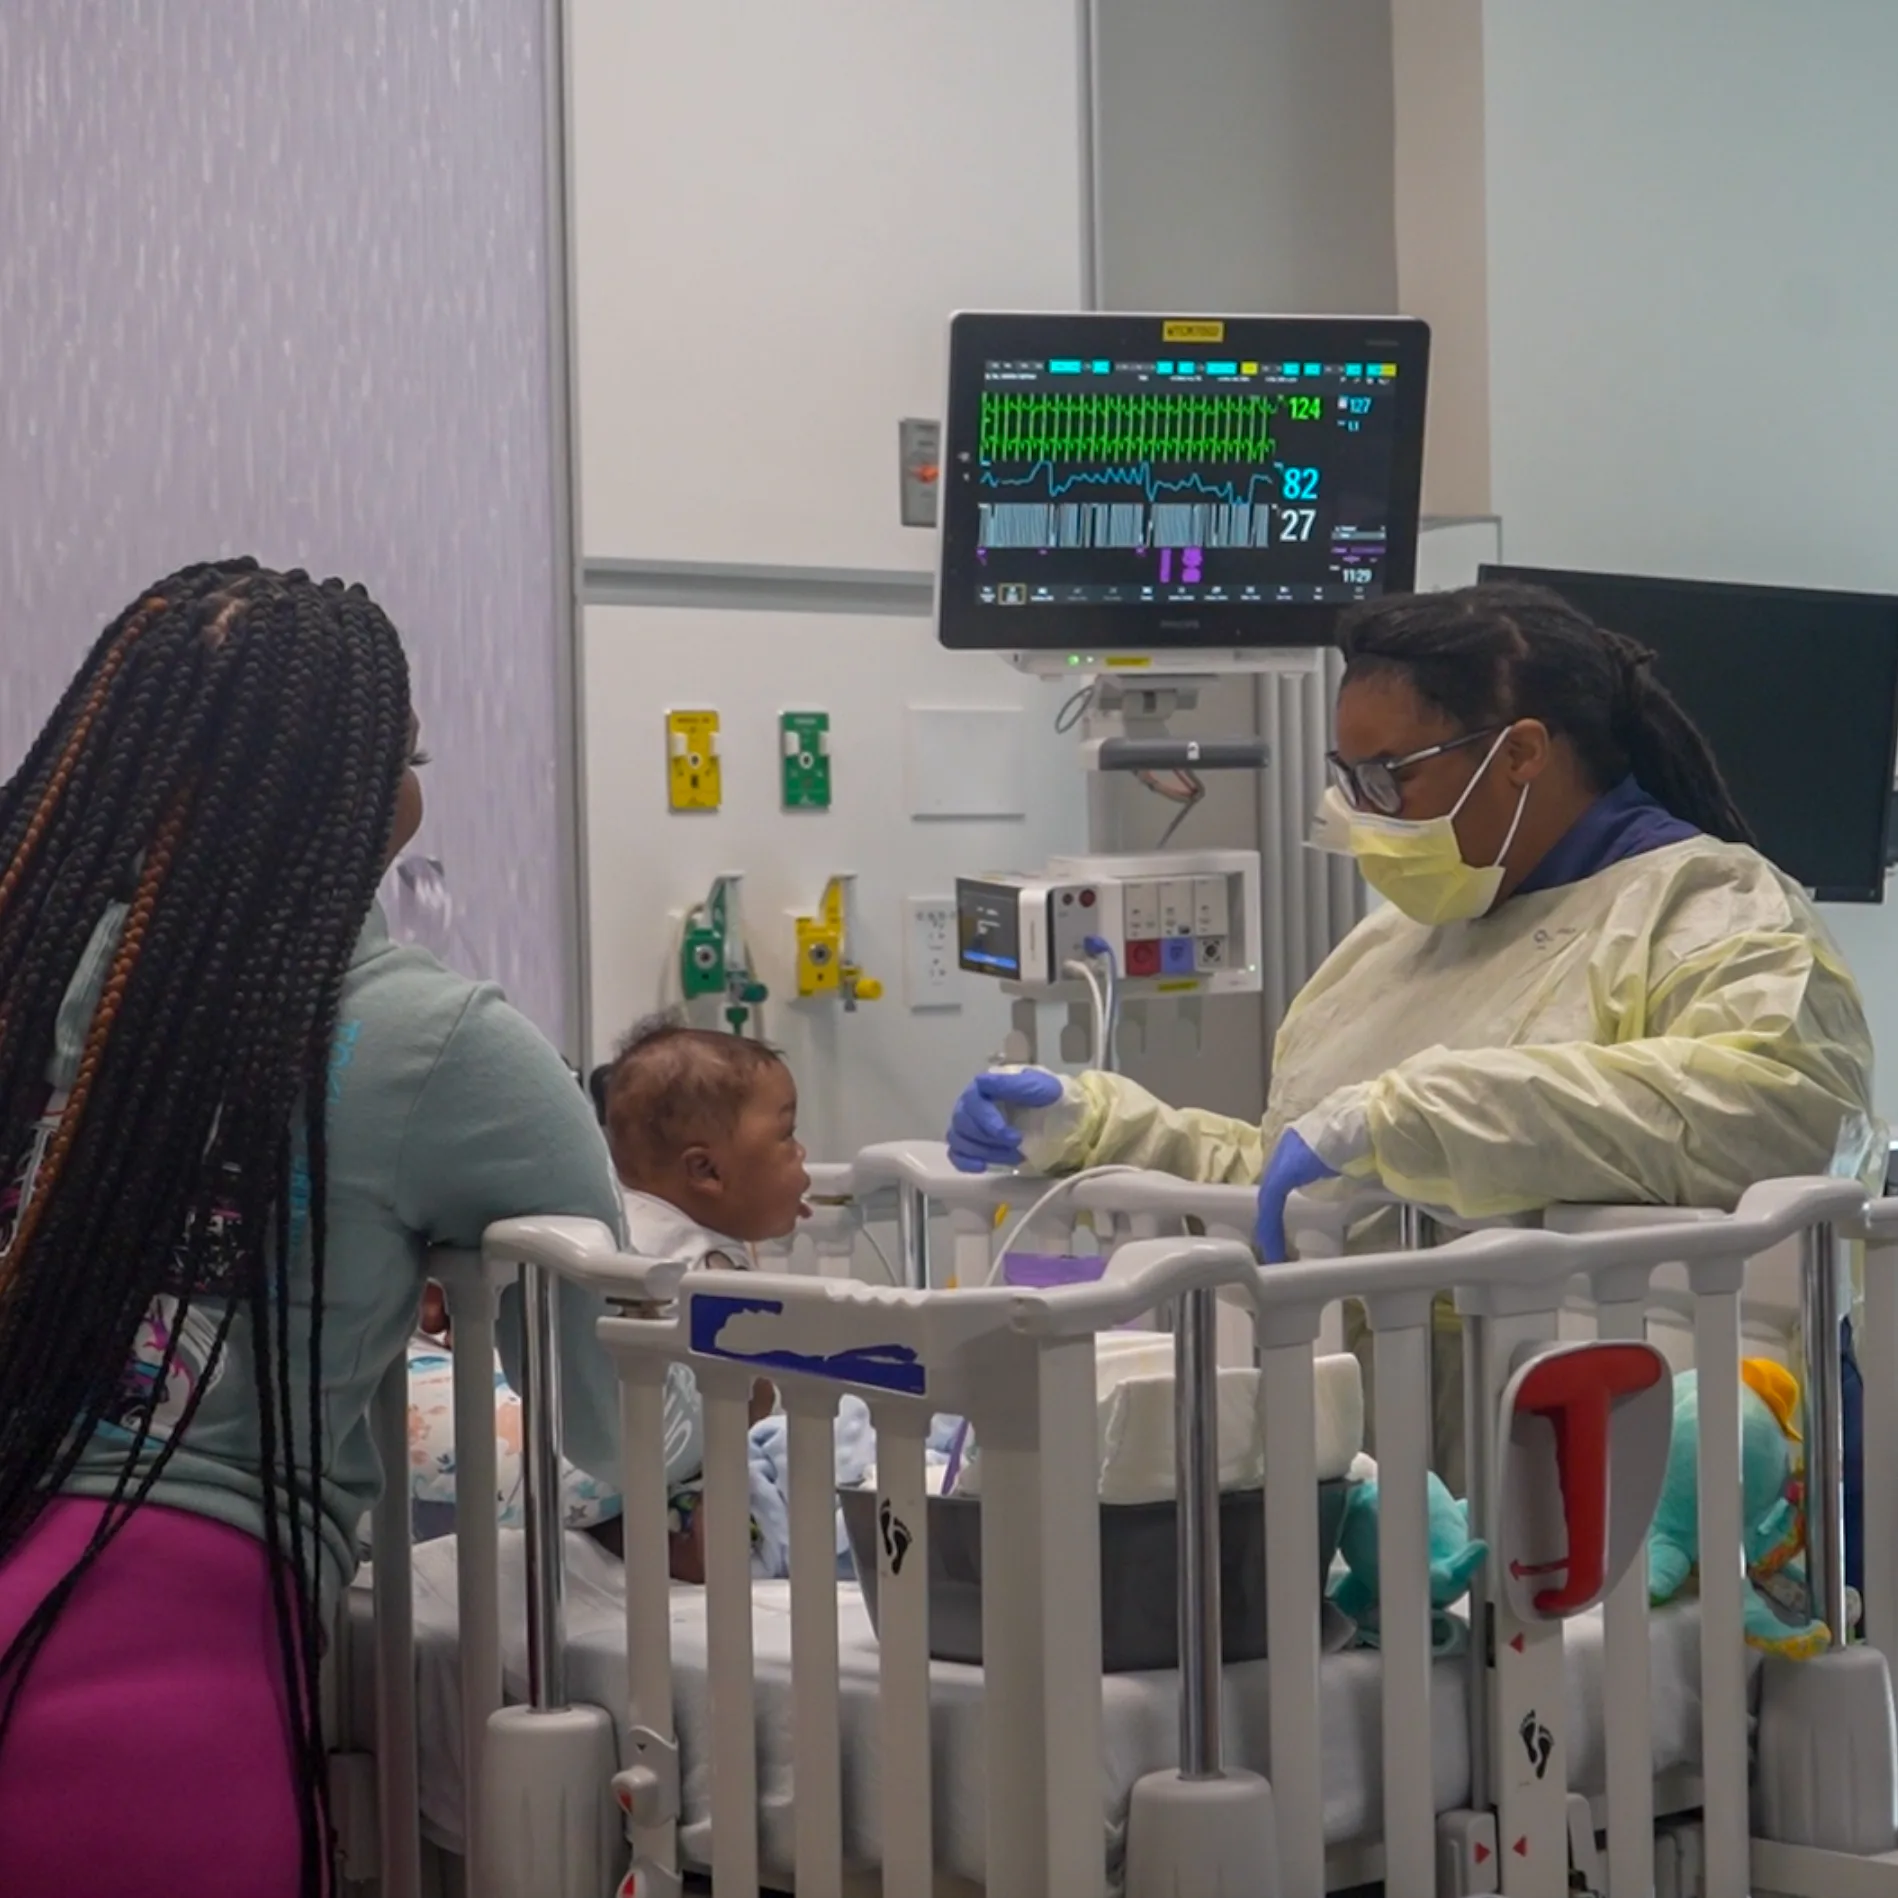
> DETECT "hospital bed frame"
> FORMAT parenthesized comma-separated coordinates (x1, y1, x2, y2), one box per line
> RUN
(327, 1151, 1898, 1897)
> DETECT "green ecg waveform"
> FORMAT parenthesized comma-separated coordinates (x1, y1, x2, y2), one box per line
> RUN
(979, 389, 1284, 463)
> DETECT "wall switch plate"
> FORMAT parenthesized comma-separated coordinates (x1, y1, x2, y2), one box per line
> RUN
(903, 895, 960, 1009)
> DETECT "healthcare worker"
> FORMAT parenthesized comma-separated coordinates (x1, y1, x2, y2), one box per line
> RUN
(948, 582, 1876, 1485)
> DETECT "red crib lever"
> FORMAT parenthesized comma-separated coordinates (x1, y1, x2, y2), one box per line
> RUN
(1514, 1345, 1666, 1615)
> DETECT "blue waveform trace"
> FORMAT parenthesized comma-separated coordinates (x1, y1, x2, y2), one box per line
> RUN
(979, 457, 1280, 511)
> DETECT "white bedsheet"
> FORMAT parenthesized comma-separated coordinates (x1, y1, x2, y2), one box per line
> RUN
(380, 1531, 1733, 1887)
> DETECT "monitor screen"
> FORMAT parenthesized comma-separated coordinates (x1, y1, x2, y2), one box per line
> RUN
(937, 311, 1429, 653)
(1481, 565, 1898, 903)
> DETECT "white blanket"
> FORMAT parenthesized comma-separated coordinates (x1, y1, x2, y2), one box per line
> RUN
(956, 1342, 1365, 1502)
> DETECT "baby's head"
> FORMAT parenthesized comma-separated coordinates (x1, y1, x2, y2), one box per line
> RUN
(600, 1016, 809, 1243)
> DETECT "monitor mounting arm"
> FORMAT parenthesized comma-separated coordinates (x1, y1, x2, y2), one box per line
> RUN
(1074, 669, 1276, 774)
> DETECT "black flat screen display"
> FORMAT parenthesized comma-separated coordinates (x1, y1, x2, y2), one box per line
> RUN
(938, 311, 1429, 653)
(1483, 564, 1898, 903)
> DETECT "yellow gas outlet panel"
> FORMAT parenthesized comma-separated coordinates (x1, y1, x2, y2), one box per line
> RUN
(793, 875, 883, 1006)
(795, 912, 841, 997)
(666, 710, 721, 812)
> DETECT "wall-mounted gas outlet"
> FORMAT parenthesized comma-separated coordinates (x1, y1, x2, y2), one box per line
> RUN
(780, 710, 831, 810)
(665, 709, 721, 812)
(903, 896, 960, 1010)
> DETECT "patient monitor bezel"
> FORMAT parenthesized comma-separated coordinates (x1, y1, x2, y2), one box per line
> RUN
(936, 308, 1432, 656)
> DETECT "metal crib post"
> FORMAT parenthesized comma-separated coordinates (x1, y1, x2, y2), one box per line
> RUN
(1801, 1221, 1850, 1643)
(1396, 1206, 1443, 1505)
(1462, 1309, 1497, 1817)
(895, 1182, 933, 1291)
(519, 1257, 569, 1709)
(1176, 1283, 1224, 1777)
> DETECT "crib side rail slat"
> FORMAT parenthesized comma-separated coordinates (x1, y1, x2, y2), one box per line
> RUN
(1258, 1329, 1324, 1896)
(1035, 1337, 1107, 1897)
(442, 1263, 503, 1898)
(1367, 1309, 1435, 1898)
(617, 1358, 680, 1890)
(971, 1333, 1075, 1898)
(704, 1372, 763, 1898)
(1593, 1289, 1656, 1898)
(1690, 1269, 1749, 1898)
(788, 1391, 845, 1898)
(872, 1404, 935, 1896)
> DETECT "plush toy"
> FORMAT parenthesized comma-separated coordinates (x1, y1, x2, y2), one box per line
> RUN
(1647, 1359, 1829, 1659)
(1330, 1469, 1489, 1655)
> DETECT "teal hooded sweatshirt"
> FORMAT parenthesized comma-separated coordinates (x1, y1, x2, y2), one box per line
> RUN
(31, 903, 699, 1619)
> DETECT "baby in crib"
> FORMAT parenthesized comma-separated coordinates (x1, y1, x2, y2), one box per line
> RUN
(594, 1015, 811, 1577)
(595, 1014, 812, 1280)
(408, 1019, 805, 1579)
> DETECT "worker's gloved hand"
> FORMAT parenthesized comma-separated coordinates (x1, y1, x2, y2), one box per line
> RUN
(1254, 1130, 1340, 1264)
(947, 1068, 1068, 1172)
(1255, 1085, 1376, 1261)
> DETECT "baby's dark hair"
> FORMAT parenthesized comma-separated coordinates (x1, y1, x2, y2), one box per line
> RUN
(1336, 582, 1757, 846)
(599, 1014, 786, 1183)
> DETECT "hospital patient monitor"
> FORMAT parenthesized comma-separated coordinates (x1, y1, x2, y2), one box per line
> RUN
(936, 309, 1430, 663)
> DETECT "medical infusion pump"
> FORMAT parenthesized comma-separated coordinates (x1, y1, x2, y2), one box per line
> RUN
(955, 851, 1263, 998)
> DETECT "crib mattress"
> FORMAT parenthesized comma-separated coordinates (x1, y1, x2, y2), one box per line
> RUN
(378, 1530, 1731, 1886)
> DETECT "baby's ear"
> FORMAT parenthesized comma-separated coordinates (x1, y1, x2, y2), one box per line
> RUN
(681, 1145, 721, 1188)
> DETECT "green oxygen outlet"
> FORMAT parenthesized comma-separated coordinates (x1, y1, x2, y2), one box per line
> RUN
(678, 874, 767, 1036)
(680, 917, 727, 1000)
(780, 711, 832, 811)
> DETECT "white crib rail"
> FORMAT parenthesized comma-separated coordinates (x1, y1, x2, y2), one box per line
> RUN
(1008, 1177, 1865, 1895)
(587, 1252, 1116, 1898)
(784, 1140, 1264, 1296)
(358, 1168, 1889, 1898)
(357, 1219, 683, 1898)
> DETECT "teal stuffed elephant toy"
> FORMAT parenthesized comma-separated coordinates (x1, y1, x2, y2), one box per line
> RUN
(1330, 1471, 1488, 1654)
(1647, 1362, 1829, 1659)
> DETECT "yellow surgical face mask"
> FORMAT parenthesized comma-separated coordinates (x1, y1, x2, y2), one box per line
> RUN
(1310, 729, 1529, 926)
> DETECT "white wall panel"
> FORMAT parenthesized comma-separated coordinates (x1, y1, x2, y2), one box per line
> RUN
(569, 0, 1083, 569)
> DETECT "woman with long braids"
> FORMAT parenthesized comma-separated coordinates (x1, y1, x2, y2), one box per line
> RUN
(946, 582, 1876, 1484)
(0, 561, 663, 1895)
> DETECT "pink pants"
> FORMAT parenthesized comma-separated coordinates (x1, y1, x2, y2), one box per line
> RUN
(0, 1498, 309, 1896)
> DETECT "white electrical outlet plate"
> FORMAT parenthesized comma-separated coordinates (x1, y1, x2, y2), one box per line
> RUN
(903, 896, 960, 1009)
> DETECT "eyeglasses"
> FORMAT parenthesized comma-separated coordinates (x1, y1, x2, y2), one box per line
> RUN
(1325, 726, 1505, 817)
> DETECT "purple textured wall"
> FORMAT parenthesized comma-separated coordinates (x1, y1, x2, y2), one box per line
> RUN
(0, 0, 569, 1040)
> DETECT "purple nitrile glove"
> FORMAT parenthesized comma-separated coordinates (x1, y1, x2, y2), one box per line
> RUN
(1254, 1128, 1339, 1264)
